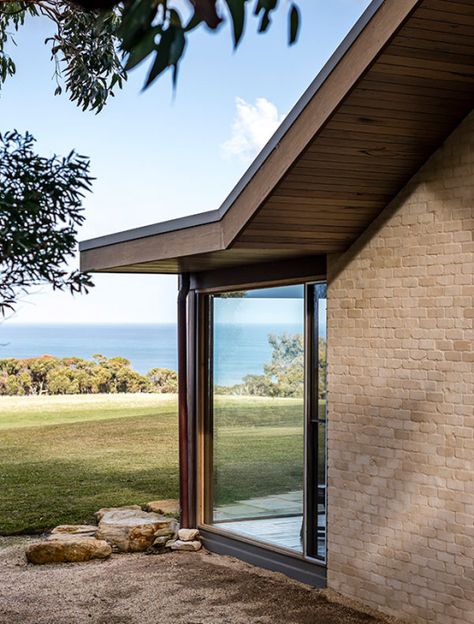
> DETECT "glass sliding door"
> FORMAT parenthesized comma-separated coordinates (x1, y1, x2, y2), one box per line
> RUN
(202, 281, 327, 562)
(208, 285, 305, 553)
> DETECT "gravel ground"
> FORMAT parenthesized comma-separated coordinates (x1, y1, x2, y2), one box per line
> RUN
(0, 538, 397, 624)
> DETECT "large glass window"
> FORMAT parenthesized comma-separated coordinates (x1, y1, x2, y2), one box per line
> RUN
(203, 282, 327, 561)
(208, 285, 305, 553)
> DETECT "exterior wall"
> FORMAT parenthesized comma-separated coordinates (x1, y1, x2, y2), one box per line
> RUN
(327, 110, 474, 624)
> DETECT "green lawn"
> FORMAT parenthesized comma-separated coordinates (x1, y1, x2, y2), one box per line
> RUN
(0, 394, 179, 534)
(0, 394, 324, 534)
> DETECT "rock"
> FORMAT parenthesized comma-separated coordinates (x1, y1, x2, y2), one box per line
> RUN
(170, 540, 201, 552)
(178, 528, 199, 542)
(26, 539, 111, 565)
(95, 505, 142, 522)
(154, 519, 179, 539)
(96, 524, 155, 553)
(144, 499, 180, 516)
(98, 508, 169, 527)
(152, 536, 169, 547)
(49, 525, 97, 540)
(96, 508, 176, 553)
(165, 539, 176, 548)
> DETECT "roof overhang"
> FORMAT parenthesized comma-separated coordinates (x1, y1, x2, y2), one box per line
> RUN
(80, 0, 474, 275)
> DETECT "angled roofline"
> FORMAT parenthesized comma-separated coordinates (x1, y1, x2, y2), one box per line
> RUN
(79, 0, 387, 254)
(79, 208, 221, 251)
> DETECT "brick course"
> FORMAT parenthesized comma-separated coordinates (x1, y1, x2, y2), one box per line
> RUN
(327, 110, 474, 624)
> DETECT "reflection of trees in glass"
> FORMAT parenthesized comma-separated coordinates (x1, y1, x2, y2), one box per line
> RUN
(263, 333, 304, 397)
(216, 333, 326, 398)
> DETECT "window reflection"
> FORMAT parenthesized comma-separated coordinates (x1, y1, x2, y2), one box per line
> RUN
(210, 285, 305, 553)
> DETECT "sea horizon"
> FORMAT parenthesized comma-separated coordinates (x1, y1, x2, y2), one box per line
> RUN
(0, 322, 306, 386)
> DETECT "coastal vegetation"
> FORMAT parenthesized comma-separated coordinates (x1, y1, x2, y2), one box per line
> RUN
(0, 333, 324, 398)
(0, 355, 177, 396)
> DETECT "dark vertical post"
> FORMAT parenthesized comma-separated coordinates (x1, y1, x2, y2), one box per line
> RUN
(305, 284, 317, 557)
(178, 273, 190, 528)
(306, 282, 327, 562)
(186, 289, 197, 528)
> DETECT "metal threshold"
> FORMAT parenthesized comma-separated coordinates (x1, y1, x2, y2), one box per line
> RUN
(199, 526, 326, 588)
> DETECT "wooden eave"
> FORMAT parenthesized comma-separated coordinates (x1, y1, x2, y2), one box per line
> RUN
(79, 0, 474, 275)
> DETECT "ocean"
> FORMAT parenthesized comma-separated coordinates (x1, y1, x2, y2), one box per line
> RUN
(0, 323, 304, 386)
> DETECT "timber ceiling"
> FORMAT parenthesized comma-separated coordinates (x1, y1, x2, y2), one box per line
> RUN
(235, 0, 474, 255)
(80, 0, 474, 275)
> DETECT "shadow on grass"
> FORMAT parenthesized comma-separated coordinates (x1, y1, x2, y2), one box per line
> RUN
(0, 458, 179, 534)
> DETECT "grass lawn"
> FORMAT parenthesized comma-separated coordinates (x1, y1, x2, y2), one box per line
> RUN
(0, 394, 179, 534)
(0, 394, 324, 534)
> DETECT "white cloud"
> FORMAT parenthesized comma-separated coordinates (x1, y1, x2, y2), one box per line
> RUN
(221, 97, 285, 162)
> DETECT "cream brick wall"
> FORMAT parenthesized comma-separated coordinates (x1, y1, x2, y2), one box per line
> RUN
(327, 110, 474, 624)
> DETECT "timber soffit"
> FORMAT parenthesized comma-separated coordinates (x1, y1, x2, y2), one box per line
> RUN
(79, 0, 474, 273)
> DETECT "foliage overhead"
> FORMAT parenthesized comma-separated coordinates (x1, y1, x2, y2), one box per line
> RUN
(0, 2, 126, 113)
(0, 1, 300, 111)
(0, 130, 94, 315)
(0, 354, 178, 395)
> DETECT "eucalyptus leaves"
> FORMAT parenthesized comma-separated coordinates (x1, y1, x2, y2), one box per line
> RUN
(0, 1, 301, 110)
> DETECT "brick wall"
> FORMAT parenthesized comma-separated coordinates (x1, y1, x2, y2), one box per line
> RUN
(326, 110, 474, 624)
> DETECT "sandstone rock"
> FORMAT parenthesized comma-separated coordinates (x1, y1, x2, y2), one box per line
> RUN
(165, 539, 176, 548)
(170, 540, 201, 552)
(95, 505, 142, 522)
(154, 519, 179, 539)
(178, 528, 199, 542)
(144, 499, 179, 516)
(153, 528, 176, 539)
(50, 525, 97, 540)
(96, 508, 175, 553)
(26, 539, 111, 565)
(152, 536, 169, 547)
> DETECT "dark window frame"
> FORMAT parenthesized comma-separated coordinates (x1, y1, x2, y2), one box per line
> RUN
(195, 273, 327, 569)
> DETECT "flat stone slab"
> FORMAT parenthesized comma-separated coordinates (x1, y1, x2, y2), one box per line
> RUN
(49, 525, 97, 540)
(95, 505, 142, 522)
(26, 539, 111, 565)
(144, 499, 179, 516)
(143, 498, 179, 517)
(97, 508, 176, 552)
(98, 508, 166, 526)
(170, 540, 201, 552)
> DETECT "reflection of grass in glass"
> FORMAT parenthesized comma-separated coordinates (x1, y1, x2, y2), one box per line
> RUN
(213, 396, 326, 506)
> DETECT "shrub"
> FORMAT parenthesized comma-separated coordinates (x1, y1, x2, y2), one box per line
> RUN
(147, 368, 178, 393)
(0, 355, 176, 396)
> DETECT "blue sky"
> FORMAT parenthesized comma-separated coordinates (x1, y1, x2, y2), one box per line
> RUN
(3, 0, 370, 324)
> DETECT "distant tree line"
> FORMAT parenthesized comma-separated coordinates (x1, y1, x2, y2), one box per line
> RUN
(0, 355, 177, 396)
(216, 333, 327, 399)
